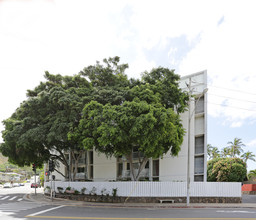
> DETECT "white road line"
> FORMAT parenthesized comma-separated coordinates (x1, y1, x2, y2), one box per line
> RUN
(0, 196, 9, 200)
(217, 210, 256, 214)
(27, 205, 65, 217)
(9, 196, 17, 201)
(17, 198, 23, 202)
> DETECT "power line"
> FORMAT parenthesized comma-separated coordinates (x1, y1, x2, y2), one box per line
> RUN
(208, 102, 256, 112)
(208, 93, 256, 104)
(208, 85, 256, 96)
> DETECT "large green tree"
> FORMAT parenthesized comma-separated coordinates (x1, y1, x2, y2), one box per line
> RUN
(69, 64, 189, 181)
(1, 72, 92, 179)
(1, 57, 189, 182)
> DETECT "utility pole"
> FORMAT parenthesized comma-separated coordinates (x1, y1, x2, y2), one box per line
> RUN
(186, 78, 192, 206)
(186, 78, 208, 206)
(32, 164, 37, 195)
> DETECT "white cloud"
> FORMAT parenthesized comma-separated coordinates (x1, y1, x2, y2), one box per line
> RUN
(177, 1, 256, 127)
(1, 0, 256, 140)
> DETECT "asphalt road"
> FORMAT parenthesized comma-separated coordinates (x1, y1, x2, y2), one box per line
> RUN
(23, 205, 256, 219)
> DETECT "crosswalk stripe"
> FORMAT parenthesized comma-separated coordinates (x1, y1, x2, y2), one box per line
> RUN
(0, 196, 10, 200)
(17, 198, 23, 202)
(9, 196, 17, 201)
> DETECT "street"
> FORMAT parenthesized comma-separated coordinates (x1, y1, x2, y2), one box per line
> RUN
(1, 184, 256, 219)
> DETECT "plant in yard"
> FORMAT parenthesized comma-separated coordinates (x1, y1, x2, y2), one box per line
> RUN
(81, 187, 86, 195)
(74, 190, 80, 195)
(44, 186, 51, 193)
(65, 186, 71, 193)
(57, 187, 63, 193)
(112, 188, 118, 197)
(90, 187, 97, 195)
(101, 188, 107, 196)
(207, 157, 246, 182)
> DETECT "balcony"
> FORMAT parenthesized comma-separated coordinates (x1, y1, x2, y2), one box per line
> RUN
(122, 168, 149, 178)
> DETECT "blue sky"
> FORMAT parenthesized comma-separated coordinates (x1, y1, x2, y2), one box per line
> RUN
(0, 0, 256, 171)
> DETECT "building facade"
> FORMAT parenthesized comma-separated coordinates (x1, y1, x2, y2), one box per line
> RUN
(47, 70, 207, 182)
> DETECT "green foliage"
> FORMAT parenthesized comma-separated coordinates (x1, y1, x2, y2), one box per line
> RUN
(81, 187, 86, 194)
(207, 157, 247, 182)
(241, 151, 256, 163)
(207, 144, 220, 160)
(65, 186, 71, 192)
(40, 172, 44, 185)
(112, 188, 118, 197)
(1, 57, 188, 182)
(248, 169, 256, 180)
(69, 60, 188, 181)
(74, 190, 80, 195)
(227, 138, 244, 157)
(0, 71, 92, 177)
(57, 187, 64, 193)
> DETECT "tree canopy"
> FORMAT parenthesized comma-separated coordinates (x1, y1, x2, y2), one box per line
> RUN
(1, 56, 189, 181)
(1, 72, 92, 179)
(69, 100, 185, 180)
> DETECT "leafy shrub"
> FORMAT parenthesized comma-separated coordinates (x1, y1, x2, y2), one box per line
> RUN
(112, 188, 118, 197)
(207, 157, 246, 182)
(57, 187, 63, 193)
(90, 187, 97, 195)
(81, 187, 86, 194)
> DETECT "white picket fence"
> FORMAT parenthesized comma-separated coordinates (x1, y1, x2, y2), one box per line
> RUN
(44, 181, 242, 197)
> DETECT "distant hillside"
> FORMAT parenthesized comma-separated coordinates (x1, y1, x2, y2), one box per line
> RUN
(0, 153, 8, 164)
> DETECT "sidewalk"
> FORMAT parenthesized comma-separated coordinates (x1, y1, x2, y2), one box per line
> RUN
(25, 192, 256, 209)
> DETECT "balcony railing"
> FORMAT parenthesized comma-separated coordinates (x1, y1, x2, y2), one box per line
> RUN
(122, 168, 149, 178)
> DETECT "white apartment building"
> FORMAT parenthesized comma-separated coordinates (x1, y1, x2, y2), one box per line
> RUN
(48, 70, 207, 182)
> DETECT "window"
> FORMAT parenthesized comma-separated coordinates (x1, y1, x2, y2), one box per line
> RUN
(194, 175, 204, 182)
(117, 163, 123, 178)
(89, 151, 93, 164)
(194, 156, 204, 174)
(127, 163, 130, 170)
(195, 96, 204, 114)
(88, 150, 93, 179)
(195, 136, 204, 154)
(153, 159, 159, 177)
(77, 167, 85, 173)
(89, 165, 93, 179)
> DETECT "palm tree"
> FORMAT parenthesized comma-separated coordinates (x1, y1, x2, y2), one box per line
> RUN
(248, 169, 256, 180)
(241, 151, 256, 163)
(227, 138, 245, 157)
(207, 144, 220, 160)
(221, 147, 231, 158)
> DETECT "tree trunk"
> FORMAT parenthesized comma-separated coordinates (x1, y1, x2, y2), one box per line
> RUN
(71, 150, 83, 180)
(135, 157, 148, 181)
(126, 152, 148, 181)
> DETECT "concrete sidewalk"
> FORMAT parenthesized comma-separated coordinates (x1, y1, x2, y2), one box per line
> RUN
(24, 193, 256, 209)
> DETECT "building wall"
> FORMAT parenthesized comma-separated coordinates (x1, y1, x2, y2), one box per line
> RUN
(93, 152, 116, 181)
(160, 70, 207, 182)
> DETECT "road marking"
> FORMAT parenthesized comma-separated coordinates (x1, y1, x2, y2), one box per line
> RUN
(0, 196, 9, 200)
(217, 210, 256, 214)
(9, 196, 17, 201)
(26, 205, 65, 217)
(17, 198, 23, 202)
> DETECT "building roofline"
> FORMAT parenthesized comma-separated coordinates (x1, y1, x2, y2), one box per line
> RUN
(180, 70, 207, 80)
